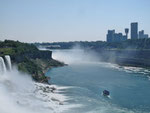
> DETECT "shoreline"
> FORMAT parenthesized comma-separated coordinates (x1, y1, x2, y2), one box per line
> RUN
(104, 58, 150, 70)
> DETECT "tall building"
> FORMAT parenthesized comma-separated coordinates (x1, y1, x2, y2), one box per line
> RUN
(125, 28, 129, 39)
(107, 30, 115, 42)
(131, 22, 138, 39)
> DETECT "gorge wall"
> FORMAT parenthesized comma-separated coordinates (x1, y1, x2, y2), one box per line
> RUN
(97, 49, 150, 68)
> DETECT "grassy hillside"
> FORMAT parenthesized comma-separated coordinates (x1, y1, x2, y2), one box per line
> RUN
(0, 40, 64, 83)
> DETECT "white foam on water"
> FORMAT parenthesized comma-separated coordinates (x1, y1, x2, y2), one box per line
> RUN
(102, 62, 150, 77)
(0, 67, 80, 113)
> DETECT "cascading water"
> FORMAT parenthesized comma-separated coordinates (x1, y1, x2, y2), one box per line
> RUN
(0, 55, 74, 113)
(0, 57, 7, 74)
(5, 55, 12, 70)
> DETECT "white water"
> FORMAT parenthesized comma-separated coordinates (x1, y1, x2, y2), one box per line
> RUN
(5, 55, 12, 70)
(0, 56, 77, 113)
(0, 57, 7, 74)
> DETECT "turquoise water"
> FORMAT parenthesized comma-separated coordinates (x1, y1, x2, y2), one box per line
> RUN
(46, 50, 150, 113)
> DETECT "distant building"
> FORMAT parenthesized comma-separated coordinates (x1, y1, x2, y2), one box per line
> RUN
(106, 30, 127, 42)
(114, 33, 123, 42)
(139, 30, 144, 38)
(106, 22, 150, 42)
(131, 22, 138, 39)
(122, 35, 127, 41)
(125, 28, 129, 39)
(107, 30, 115, 42)
(139, 30, 149, 39)
(143, 34, 149, 39)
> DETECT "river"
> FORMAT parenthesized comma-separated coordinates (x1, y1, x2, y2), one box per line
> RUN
(46, 49, 150, 113)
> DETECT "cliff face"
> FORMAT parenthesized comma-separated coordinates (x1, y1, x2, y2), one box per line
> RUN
(17, 58, 64, 83)
(97, 49, 150, 68)
(0, 40, 64, 83)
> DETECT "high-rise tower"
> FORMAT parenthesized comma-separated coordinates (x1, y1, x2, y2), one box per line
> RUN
(125, 28, 129, 39)
(131, 22, 138, 39)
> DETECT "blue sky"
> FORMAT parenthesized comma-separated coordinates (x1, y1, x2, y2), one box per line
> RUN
(0, 0, 150, 42)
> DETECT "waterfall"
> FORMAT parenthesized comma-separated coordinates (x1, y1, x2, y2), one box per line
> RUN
(0, 57, 7, 74)
(0, 55, 12, 74)
(5, 55, 12, 70)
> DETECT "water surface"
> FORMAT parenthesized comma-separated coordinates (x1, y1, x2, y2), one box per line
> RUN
(46, 49, 150, 113)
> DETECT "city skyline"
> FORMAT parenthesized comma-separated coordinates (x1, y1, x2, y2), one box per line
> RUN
(106, 22, 149, 43)
(0, 0, 150, 42)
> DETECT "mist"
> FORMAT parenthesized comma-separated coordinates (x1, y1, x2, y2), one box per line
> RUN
(52, 45, 100, 64)
(0, 67, 36, 113)
(0, 65, 76, 113)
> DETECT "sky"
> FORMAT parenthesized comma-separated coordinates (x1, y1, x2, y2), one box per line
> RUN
(0, 0, 150, 43)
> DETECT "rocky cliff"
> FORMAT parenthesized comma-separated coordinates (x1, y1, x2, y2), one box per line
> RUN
(97, 49, 150, 68)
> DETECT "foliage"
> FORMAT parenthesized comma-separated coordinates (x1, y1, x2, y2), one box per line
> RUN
(0, 40, 38, 56)
(0, 40, 55, 82)
(35, 38, 150, 50)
